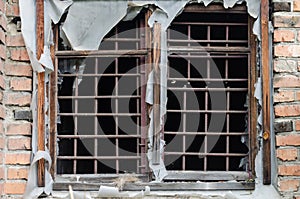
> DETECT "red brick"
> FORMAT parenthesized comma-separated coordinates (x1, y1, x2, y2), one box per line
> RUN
(0, 182, 4, 195)
(5, 153, 31, 165)
(0, 90, 3, 102)
(6, 123, 31, 135)
(6, 3, 19, 17)
(0, 0, 5, 12)
(8, 137, 31, 150)
(275, 45, 300, 57)
(0, 15, 7, 31)
(279, 179, 299, 191)
(274, 90, 294, 102)
(0, 137, 4, 149)
(0, 75, 5, 89)
(274, 59, 297, 73)
(0, 105, 6, 119)
(278, 165, 300, 176)
(6, 34, 25, 47)
(274, 75, 300, 88)
(7, 167, 28, 180)
(0, 166, 4, 180)
(3, 92, 31, 106)
(10, 78, 32, 91)
(4, 182, 26, 194)
(5, 63, 32, 77)
(295, 1, 300, 12)
(274, 29, 295, 42)
(0, 29, 5, 45)
(275, 104, 300, 117)
(277, 148, 298, 161)
(296, 120, 300, 131)
(296, 92, 300, 101)
(10, 48, 29, 61)
(277, 135, 300, 146)
(0, 152, 4, 164)
(0, 44, 5, 60)
(274, 15, 300, 28)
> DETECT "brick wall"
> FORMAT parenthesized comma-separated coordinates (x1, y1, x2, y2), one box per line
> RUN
(0, 0, 32, 198)
(273, 1, 300, 198)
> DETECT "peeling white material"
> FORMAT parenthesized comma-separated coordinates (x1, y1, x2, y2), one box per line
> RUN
(62, 1, 127, 50)
(39, 46, 54, 71)
(98, 185, 150, 197)
(46, 0, 73, 24)
(23, 151, 53, 199)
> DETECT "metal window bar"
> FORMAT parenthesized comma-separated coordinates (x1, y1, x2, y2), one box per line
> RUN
(165, 8, 250, 172)
(56, 17, 146, 175)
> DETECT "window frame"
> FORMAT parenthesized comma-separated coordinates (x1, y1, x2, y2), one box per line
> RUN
(48, 3, 258, 191)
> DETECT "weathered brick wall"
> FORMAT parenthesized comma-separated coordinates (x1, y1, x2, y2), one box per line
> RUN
(273, 0, 300, 198)
(0, 0, 32, 198)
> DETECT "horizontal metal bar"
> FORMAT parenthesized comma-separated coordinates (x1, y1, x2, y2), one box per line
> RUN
(165, 171, 250, 181)
(168, 39, 248, 43)
(168, 87, 248, 91)
(57, 135, 140, 139)
(55, 50, 148, 58)
(183, 4, 247, 13)
(164, 152, 247, 157)
(164, 131, 248, 136)
(58, 73, 140, 77)
(103, 38, 140, 42)
(58, 113, 141, 116)
(168, 46, 250, 53)
(172, 22, 247, 26)
(57, 156, 140, 160)
(58, 95, 140, 99)
(167, 110, 247, 114)
(168, 78, 248, 82)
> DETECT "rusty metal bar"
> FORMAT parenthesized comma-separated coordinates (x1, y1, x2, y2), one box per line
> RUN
(172, 22, 247, 26)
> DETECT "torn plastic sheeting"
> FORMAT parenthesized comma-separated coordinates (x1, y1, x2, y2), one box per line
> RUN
(147, 109, 168, 181)
(23, 151, 53, 199)
(62, 1, 128, 50)
(98, 185, 150, 197)
(46, 0, 73, 24)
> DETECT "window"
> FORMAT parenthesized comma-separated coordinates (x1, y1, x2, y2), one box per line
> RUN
(51, 4, 257, 190)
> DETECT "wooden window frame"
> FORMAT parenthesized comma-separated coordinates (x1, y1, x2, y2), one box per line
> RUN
(43, 3, 268, 191)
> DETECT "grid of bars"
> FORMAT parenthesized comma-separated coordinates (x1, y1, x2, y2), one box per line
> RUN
(56, 18, 147, 174)
(164, 8, 250, 172)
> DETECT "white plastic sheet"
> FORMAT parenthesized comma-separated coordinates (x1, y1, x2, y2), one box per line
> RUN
(23, 151, 53, 199)
(62, 1, 127, 50)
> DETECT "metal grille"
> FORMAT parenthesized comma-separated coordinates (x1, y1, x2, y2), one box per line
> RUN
(56, 18, 147, 174)
(164, 7, 250, 172)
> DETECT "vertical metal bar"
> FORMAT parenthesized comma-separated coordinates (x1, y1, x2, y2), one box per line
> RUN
(183, 89, 187, 170)
(115, 57, 119, 173)
(152, 23, 161, 165)
(94, 58, 98, 174)
(261, 0, 271, 185)
(36, 0, 45, 186)
(226, 87, 230, 171)
(204, 86, 208, 171)
(73, 65, 79, 174)
(136, 58, 140, 173)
